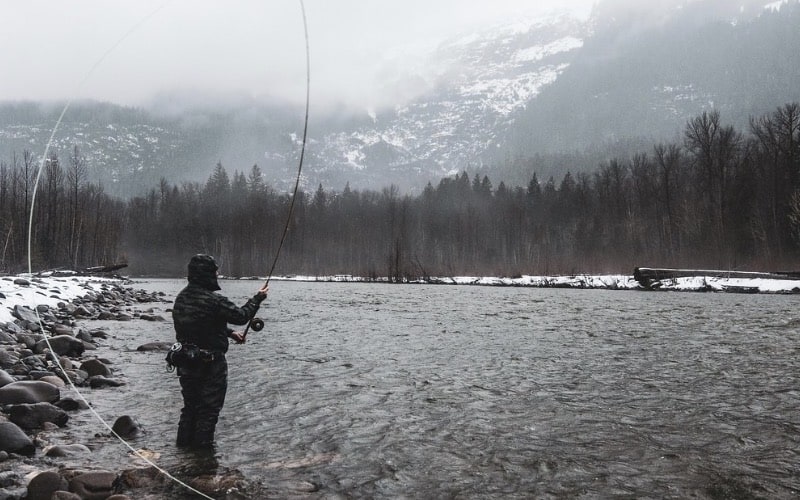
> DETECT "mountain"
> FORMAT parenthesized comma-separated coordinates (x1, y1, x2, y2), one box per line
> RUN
(508, 0, 800, 157)
(1, 0, 799, 197)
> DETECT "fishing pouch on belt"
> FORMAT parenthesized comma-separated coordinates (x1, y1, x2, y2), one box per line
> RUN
(165, 342, 204, 371)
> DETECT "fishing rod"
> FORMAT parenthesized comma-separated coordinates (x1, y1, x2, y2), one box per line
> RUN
(243, 0, 310, 340)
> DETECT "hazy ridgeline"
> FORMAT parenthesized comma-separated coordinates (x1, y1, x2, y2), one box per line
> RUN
(1, 104, 799, 278)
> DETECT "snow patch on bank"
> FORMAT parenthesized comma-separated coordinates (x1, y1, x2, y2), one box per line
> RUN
(0, 274, 122, 324)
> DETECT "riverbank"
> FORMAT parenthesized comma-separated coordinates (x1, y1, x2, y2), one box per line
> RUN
(0, 275, 253, 499)
(253, 272, 800, 293)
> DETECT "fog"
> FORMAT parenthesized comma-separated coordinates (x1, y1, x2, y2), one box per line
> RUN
(0, 0, 595, 114)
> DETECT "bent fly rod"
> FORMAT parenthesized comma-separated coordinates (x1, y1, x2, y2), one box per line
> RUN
(244, 0, 310, 339)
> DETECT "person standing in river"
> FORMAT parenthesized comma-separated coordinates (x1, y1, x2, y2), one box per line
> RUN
(171, 254, 268, 448)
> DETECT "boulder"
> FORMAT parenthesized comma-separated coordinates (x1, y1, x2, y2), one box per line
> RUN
(26, 470, 68, 500)
(0, 369, 15, 387)
(136, 341, 173, 352)
(68, 471, 116, 500)
(55, 397, 90, 412)
(140, 313, 165, 322)
(75, 330, 95, 343)
(51, 323, 74, 336)
(8, 402, 69, 429)
(71, 305, 94, 318)
(89, 376, 124, 388)
(80, 359, 111, 377)
(0, 330, 15, 343)
(0, 421, 35, 455)
(39, 375, 67, 388)
(43, 443, 91, 457)
(15, 333, 42, 349)
(60, 369, 89, 386)
(12, 305, 38, 323)
(88, 329, 109, 340)
(35, 335, 84, 357)
(112, 415, 143, 439)
(0, 350, 18, 369)
(0, 380, 60, 404)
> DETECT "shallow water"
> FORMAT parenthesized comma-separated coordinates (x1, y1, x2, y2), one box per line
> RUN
(58, 280, 800, 498)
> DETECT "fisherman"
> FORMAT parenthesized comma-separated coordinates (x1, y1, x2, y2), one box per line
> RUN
(171, 254, 268, 448)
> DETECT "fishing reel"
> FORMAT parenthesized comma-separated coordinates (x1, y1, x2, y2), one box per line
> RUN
(249, 318, 265, 332)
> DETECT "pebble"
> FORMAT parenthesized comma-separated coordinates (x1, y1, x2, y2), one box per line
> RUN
(0, 278, 181, 497)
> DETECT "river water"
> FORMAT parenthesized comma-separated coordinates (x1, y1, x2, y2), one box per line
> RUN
(60, 279, 799, 498)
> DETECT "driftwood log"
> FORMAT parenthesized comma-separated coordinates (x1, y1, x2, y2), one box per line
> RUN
(634, 267, 800, 288)
(83, 263, 128, 274)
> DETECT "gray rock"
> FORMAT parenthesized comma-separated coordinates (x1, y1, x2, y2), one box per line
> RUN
(2, 321, 23, 335)
(58, 356, 74, 370)
(38, 375, 66, 388)
(71, 305, 94, 318)
(80, 359, 111, 377)
(136, 342, 173, 352)
(60, 369, 88, 386)
(88, 329, 109, 339)
(26, 470, 68, 500)
(54, 397, 89, 412)
(0, 350, 18, 369)
(0, 380, 60, 404)
(0, 369, 15, 387)
(12, 278, 30, 287)
(75, 330, 94, 343)
(34, 335, 84, 357)
(140, 313, 165, 322)
(28, 369, 57, 380)
(20, 355, 47, 370)
(8, 402, 69, 429)
(11, 304, 38, 323)
(0, 330, 14, 343)
(51, 323, 74, 336)
(112, 415, 143, 439)
(24, 321, 43, 332)
(15, 333, 42, 349)
(43, 443, 91, 457)
(68, 471, 116, 500)
(0, 421, 35, 455)
(89, 376, 124, 388)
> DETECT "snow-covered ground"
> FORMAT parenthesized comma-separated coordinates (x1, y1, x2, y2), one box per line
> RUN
(0, 274, 121, 324)
(271, 273, 800, 293)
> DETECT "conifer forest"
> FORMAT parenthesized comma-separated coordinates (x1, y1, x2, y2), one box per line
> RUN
(1, 104, 799, 279)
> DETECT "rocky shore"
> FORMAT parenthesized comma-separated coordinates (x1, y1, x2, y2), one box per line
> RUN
(0, 275, 258, 499)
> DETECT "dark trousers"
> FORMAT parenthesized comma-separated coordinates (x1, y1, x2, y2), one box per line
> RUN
(176, 354, 227, 448)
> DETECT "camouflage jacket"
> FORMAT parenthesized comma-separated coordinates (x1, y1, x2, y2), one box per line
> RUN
(172, 283, 262, 353)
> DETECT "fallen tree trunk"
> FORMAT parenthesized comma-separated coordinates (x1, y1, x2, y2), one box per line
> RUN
(634, 267, 800, 287)
(83, 263, 128, 274)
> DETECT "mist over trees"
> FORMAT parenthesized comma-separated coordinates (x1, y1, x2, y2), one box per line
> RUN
(0, 146, 124, 272)
(1, 103, 799, 278)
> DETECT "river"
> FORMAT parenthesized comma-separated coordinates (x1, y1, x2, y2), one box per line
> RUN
(59, 279, 800, 498)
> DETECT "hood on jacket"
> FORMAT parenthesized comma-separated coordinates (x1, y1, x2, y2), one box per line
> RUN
(187, 254, 221, 291)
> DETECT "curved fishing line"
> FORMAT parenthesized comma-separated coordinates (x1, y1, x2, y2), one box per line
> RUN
(242, 0, 310, 340)
(25, 2, 215, 498)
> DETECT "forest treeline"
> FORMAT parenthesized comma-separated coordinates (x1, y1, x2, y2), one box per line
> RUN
(1, 103, 799, 278)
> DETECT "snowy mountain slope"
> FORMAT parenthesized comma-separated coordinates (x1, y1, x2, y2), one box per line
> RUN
(2, 1, 800, 196)
(305, 13, 590, 189)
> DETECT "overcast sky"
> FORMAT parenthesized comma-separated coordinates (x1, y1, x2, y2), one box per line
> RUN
(1, 0, 596, 112)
